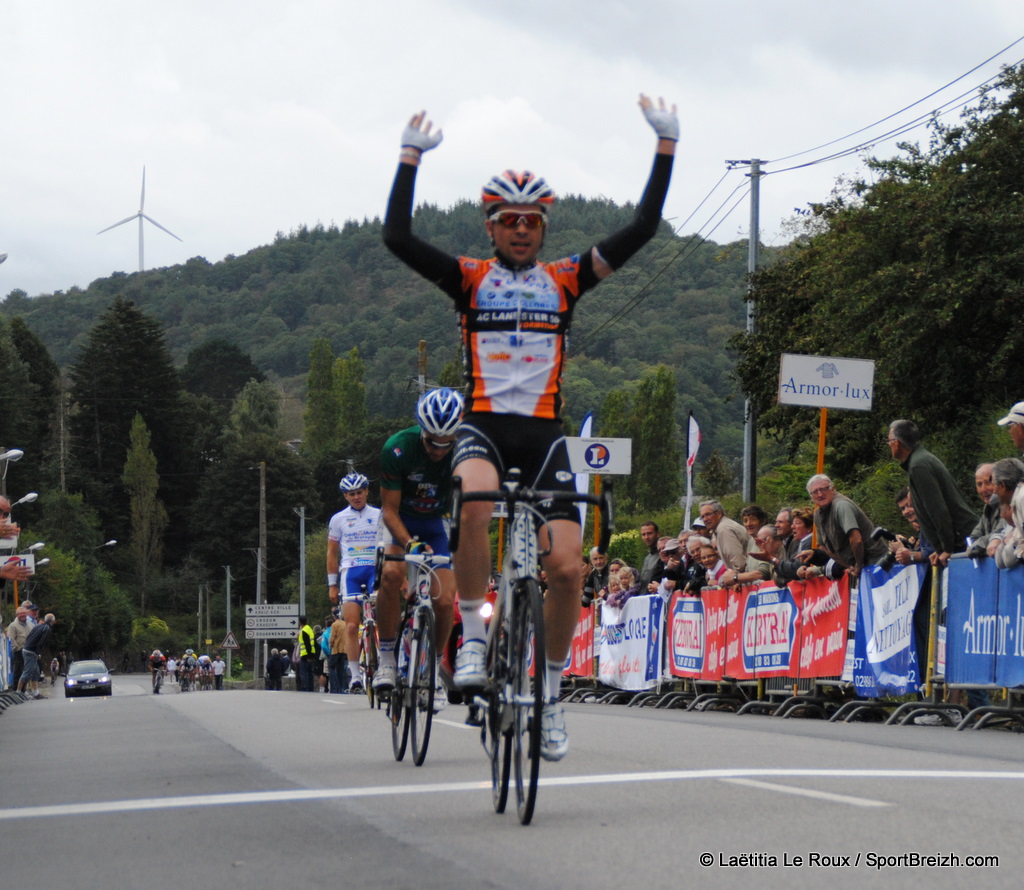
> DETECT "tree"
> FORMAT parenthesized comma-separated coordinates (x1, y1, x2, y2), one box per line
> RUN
(699, 449, 735, 500)
(189, 433, 321, 599)
(229, 380, 281, 439)
(302, 338, 340, 457)
(8, 316, 60, 487)
(335, 346, 368, 442)
(122, 413, 168, 614)
(67, 297, 187, 540)
(179, 338, 265, 402)
(733, 63, 1024, 481)
(600, 365, 679, 511)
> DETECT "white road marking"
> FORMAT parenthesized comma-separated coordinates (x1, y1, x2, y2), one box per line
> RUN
(2, 768, 1020, 821)
(719, 777, 890, 807)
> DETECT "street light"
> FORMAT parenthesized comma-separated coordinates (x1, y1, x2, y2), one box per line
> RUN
(0, 449, 24, 463)
(12, 492, 37, 508)
(96, 539, 117, 550)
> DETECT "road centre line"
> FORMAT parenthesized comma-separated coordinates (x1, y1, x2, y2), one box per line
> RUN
(1, 768, 1019, 821)
(719, 777, 890, 808)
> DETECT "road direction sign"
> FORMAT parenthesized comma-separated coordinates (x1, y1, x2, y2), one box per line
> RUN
(244, 604, 299, 639)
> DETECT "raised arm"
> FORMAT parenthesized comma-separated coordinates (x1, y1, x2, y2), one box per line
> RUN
(382, 111, 460, 284)
(591, 94, 678, 280)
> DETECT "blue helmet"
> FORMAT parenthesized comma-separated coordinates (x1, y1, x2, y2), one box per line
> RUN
(415, 388, 463, 438)
(339, 472, 369, 492)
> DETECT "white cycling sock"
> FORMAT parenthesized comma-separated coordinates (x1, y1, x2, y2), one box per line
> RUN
(378, 639, 396, 668)
(546, 659, 565, 704)
(459, 599, 487, 642)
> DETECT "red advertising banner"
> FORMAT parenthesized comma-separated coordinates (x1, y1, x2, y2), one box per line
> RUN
(796, 574, 849, 677)
(668, 588, 727, 680)
(667, 577, 851, 682)
(566, 604, 596, 676)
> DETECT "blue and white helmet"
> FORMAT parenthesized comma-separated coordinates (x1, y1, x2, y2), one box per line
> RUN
(415, 388, 463, 438)
(339, 472, 369, 492)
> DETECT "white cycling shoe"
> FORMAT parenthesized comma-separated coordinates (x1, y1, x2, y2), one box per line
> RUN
(372, 663, 397, 692)
(540, 702, 569, 762)
(453, 639, 488, 688)
(432, 668, 447, 712)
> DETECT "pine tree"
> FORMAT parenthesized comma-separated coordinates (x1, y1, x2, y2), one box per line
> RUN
(302, 338, 340, 457)
(122, 413, 168, 615)
(67, 297, 186, 539)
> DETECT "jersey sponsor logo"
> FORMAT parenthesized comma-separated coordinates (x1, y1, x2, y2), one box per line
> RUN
(486, 351, 512, 362)
(392, 446, 403, 457)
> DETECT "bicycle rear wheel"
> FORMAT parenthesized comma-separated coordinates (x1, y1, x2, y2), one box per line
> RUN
(362, 629, 379, 709)
(487, 600, 512, 814)
(409, 606, 435, 767)
(511, 578, 545, 825)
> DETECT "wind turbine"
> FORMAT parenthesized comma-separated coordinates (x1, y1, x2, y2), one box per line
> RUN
(98, 166, 182, 272)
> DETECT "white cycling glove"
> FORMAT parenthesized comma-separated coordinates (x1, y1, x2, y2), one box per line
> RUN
(401, 113, 444, 152)
(639, 95, 679, 142)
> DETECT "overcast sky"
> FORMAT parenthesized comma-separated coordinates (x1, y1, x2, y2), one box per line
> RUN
(3, 1, 1023, 298)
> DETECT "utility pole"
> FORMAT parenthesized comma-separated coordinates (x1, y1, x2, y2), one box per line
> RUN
(726, 157, 763, 503)
(254, 460, 268, 684)
(224, 566, 233, 681)
(417, 339, 428, 394)
(295, 506, 306, 617)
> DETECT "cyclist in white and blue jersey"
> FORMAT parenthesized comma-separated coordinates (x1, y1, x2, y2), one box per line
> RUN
(328, 473, 382, 692)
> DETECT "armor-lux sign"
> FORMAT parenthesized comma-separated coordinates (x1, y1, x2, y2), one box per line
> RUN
(778, 353, 875, 412)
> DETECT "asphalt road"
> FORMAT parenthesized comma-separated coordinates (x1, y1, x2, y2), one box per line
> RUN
(2, 673, 1023, 889)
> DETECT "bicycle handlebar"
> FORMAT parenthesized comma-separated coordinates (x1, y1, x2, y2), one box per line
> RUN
(380, 552, 452, 569)
(449, 470, 614, 556)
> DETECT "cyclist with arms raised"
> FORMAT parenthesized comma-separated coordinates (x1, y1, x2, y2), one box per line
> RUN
(328, 473, 382, 693)
(383, 95, 677, 760)
(372, 387, 463, 712)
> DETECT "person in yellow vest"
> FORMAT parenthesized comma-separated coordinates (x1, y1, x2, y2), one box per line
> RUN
(297, 617, 316, 692)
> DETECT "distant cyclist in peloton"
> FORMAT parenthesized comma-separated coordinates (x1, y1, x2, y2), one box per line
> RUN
(328, 472, 382, 693)
(373, 387, 463, 712)
(383, 94, 678, 761)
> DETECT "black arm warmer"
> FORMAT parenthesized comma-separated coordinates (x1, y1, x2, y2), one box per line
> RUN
(595, 152, 674, 271)
(382, 162, 460, 285)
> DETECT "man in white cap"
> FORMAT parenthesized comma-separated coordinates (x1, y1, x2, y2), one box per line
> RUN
(997, 401, 1024, 456)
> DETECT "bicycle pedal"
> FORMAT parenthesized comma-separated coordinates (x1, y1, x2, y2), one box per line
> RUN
(465, 704, 484, 727)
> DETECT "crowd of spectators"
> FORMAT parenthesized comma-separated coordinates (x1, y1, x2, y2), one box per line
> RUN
(581, 408, 1024, 613)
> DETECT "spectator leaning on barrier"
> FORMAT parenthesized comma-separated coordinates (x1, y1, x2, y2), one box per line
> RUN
(698, 500, 748, 573)
(967, 462, 1007, 559)
(992, 458, 1024, 568)
(888, 419, 977, 567)
(802, 474, 888, 581)
(891, 488, 929, 566)
(997, 400, 1024, 457)
(720, 526, 773, 589)
(756, 524, 801, 584)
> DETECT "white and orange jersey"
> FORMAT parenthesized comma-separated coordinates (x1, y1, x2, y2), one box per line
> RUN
(454, 255, 586, 420)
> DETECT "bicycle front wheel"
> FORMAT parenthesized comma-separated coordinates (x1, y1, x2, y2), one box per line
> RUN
(487, 600, 512, 814)
(511, 578, 545, 825)
(409, 606, 435, 767)
(390, 673, 409, 761)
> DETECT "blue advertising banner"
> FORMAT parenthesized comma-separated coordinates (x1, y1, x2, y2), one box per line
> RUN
(946, 556, 998, 687)
(853, 564, 922, 697)
(995, 564, 1024, 687)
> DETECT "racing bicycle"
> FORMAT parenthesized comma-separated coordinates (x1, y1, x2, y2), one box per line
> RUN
(450, 470, 612, 825)
(378, 546, 450, 766)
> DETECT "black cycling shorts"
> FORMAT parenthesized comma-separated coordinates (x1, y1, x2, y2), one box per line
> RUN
(454, 413, 579, 523)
